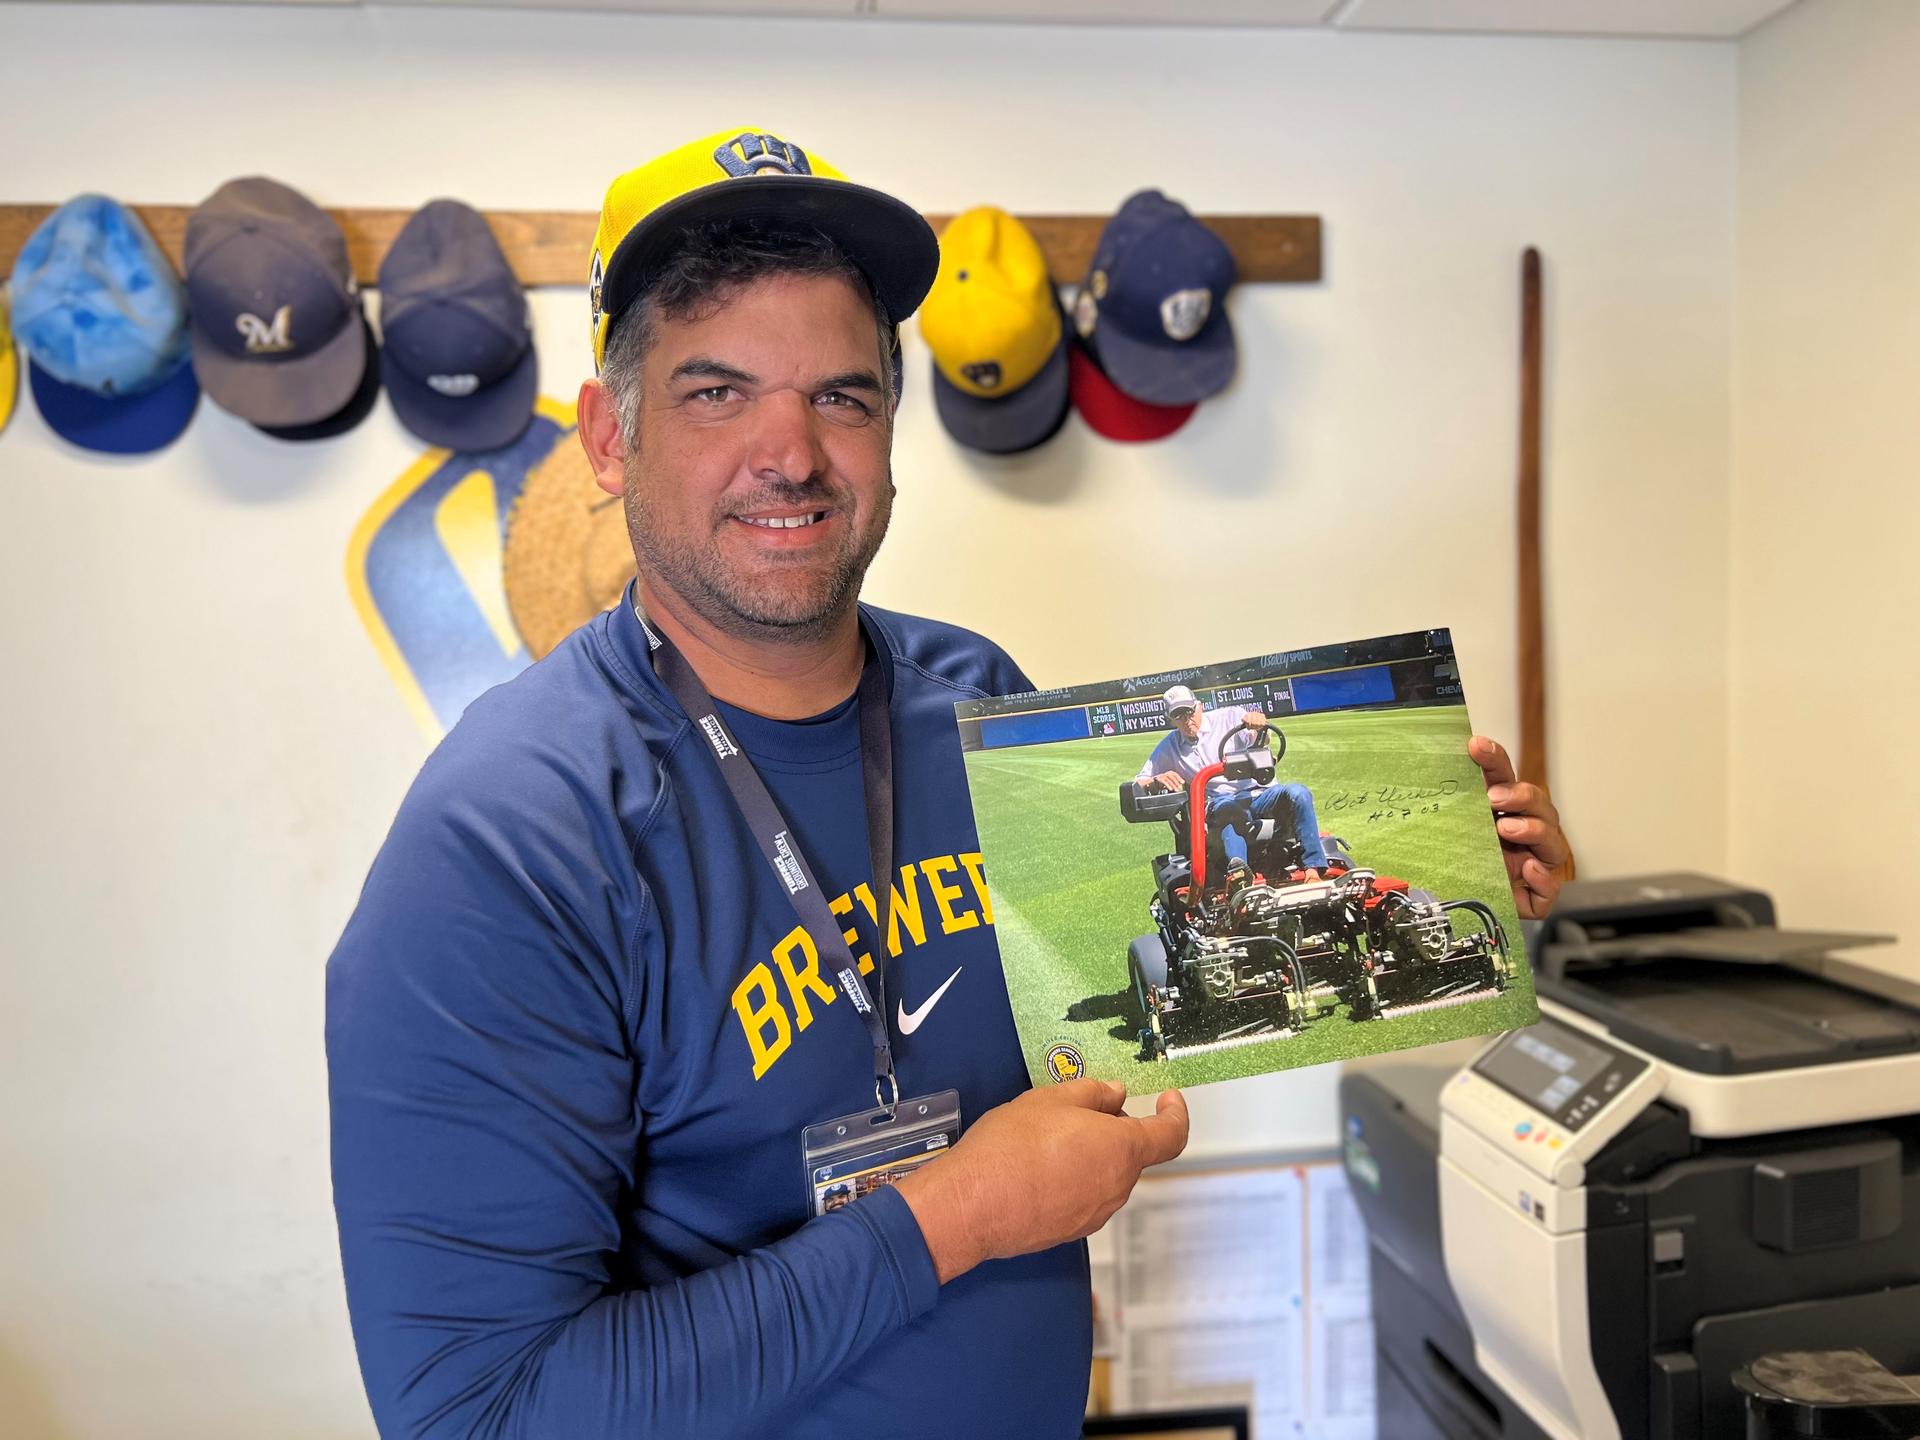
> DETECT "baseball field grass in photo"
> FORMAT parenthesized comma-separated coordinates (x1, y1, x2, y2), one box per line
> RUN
(964, 705, 1537, 1093)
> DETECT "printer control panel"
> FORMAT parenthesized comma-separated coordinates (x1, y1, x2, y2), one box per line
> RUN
(1472, 1020, 1649, 1134)
(1442, 1016, 1662, 1187)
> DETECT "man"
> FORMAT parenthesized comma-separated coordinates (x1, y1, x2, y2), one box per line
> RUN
(327, 128, 1570, 1440)
(1136, 685, 1329, 883)
(327, 129, 1190, 1440)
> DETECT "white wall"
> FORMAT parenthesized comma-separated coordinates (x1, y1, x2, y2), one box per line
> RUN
(0, 8, 1737, 1435)
(1732, 0, 1920, 969)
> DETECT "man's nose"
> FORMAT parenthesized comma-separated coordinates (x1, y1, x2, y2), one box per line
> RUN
(744, 387, 828, 486)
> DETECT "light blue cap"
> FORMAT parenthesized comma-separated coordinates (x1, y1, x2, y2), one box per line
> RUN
(9, 195, 198, 452)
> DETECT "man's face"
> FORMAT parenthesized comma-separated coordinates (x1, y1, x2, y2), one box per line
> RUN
(622, 271, 894, 640)
(1173, 703, 1203, 739)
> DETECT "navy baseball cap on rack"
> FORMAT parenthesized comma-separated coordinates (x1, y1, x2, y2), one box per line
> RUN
(1071, 190, 1236, 408)
(186, 177, 371, 429)
(379, 200, 537, 452)
(9, 195, 200, 455)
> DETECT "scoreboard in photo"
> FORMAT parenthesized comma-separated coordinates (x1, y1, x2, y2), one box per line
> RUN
(1090, 680, 1296, 738)
(958, 629, 1461, 753)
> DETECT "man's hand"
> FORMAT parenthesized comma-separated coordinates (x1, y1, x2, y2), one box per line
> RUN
(1469, 735, 1568, 920)
(894, 1080, 1190, 1285)
(1150, 770, 1186, 794)
(1242, 710, 1267, 727)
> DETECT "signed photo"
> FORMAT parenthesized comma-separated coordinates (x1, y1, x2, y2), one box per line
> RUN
(956, 629, 1537, 1093)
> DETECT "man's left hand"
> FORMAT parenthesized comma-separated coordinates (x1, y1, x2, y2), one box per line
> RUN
(1469, 735, 1568, 920)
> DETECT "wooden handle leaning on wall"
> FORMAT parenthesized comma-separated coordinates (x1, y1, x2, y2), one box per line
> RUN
(1517, 246, 1576, 880)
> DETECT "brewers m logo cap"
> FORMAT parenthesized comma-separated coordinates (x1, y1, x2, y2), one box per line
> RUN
(917, 207, 1070, 456)
(1073, 189, 1237, 408)
(185, 177, 372, 429)
(588, 127, 939, 371)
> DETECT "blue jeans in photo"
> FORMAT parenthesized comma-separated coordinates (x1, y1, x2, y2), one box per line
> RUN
(1206, 783, 1328, 871)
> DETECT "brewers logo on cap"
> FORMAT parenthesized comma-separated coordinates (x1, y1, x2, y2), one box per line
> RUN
(588, 127, 939, 371)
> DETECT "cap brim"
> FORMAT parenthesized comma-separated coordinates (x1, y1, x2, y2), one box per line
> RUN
(601, 177, 940, 330)
(1087, 303, 1235, 407)
(28, 356, 199, 455)
(254, 316, 382, 442)
(932, 330, 1070, 455)
(0, 342, 15, 433)
(1068, 339, 1195, 443)
(384, 339, 537, 453)
(192, 303, 368, 428)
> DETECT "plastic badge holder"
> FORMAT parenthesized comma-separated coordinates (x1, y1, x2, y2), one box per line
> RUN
(802, 1089, 962, 1218)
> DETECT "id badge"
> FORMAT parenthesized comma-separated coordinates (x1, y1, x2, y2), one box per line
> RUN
(802, 1089, 961, 1218)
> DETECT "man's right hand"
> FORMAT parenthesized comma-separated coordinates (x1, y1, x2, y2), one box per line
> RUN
(1150, 771, 1186, 794)
(894, 1080, 1190, 1285)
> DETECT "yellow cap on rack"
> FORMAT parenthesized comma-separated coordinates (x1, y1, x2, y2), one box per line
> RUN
(0, 288, 17, 435)
(919, 207, 1060, 399)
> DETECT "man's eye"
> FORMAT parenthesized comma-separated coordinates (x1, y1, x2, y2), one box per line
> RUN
(818, 391, 872, 414)
(690, 385, 736, 403)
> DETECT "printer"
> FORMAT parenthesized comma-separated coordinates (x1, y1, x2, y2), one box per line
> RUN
(1340, 873, 1920, 1439)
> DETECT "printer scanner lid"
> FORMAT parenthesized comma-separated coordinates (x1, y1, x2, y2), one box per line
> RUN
(1530, 873, 1913, 1076)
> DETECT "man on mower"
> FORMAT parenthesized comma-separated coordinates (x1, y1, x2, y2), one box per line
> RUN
(1134, 685, 1330, 885)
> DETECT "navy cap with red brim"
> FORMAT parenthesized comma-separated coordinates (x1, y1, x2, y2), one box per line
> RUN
(28, 355, 199, 455)
(1086, 301, 1235, 409)
(1068, 338, 1195, 443)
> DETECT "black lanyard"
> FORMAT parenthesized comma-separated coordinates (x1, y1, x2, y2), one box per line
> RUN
(640, 608, 900, 1111)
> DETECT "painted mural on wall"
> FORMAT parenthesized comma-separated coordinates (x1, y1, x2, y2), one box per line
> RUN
(345, 396, 632, 739)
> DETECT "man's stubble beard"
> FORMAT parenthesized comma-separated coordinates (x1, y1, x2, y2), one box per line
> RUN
(622, 457, 895, 645)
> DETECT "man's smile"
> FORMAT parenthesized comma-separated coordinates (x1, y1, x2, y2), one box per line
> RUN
(735, 509, 830, 530)
(727, 505, 843, 549)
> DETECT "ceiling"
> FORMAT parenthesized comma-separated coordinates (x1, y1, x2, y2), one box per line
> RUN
(33, 0, 1804, 38)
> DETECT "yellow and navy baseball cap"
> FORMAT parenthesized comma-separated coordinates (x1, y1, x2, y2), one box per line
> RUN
(0, 286, 16, 435)
(589, 127, 938, 372)
(918, 207, 1070, 455)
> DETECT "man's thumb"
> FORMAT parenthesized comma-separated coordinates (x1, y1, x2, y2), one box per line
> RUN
(1134, 1088, 1191, 1165)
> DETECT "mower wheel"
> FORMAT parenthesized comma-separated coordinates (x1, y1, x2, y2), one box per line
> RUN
(1128, 935, 1172, 1062)
(1128, 934, 1170, 995)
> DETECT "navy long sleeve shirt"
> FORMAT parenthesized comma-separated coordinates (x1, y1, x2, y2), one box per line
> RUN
(326, 595, 1090, 1439)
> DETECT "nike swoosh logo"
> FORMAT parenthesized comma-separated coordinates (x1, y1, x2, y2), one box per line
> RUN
(897, 966, 964, 1036)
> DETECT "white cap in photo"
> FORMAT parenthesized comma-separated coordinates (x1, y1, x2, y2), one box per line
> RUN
(1163, 685, 1201, 716)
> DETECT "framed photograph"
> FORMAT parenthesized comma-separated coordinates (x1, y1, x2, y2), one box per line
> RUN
(1084, 1407, 1250, 1440)
(957, 628, 1537, 1093)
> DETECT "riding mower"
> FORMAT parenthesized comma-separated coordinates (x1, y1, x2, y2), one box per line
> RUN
(1118, 719, 1512, 1062)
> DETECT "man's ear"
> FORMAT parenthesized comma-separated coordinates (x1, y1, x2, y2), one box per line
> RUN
(576, 376, 627, 498)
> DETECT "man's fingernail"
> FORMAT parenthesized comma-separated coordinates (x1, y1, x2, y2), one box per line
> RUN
(1487, 786, 1511, 804)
